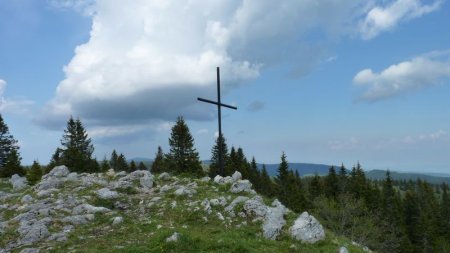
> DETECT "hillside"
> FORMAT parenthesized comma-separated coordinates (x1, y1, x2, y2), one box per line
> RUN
(365, 169, 450, 185)
(0, 167, 367, 253)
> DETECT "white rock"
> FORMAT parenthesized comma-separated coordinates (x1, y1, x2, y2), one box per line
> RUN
(62, 215, 95, 225)
(66, 172, 78, 181)
(166, 232, 180, 242)
(201, 199, 212, 214)
(225, 196, 249, 214)
(216, 212, 225, 221)
(20, 248, 40, 253)
(290, 211, 325, 243)
(10, 174, 28, 190)
(106, 169, 116, 178)
(263, 203, 288, 240)
(210, 197, 227, 207)
(46, 165, 70, 178)
(174, 186, 196, 196)
(18, 220, 50, 245)
(96, 188, 118, 199)
(112, 216, 123, 225)
(158, 172, 171, 181)
(230, 180, 252, 193)
(339, 246, 349, 253)
(200, 176, 210, 182)
(244, 198, 268, 218)
(213, 175, 223, 184)
(72, 204, 110, 215)
(160, 185, 172, 193)
(21, 194, 33, 204)
(232, 171, 242, 181)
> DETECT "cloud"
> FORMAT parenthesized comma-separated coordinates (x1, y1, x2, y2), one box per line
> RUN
(40, 1, 443, 136)
(196, 128, 209, 135)
(359, 0, 442, 39)
(353, 51, 450, 101)
(247, 100, 265, 112)
(0, 79, 34, 114)
(329, 137, 361, 151)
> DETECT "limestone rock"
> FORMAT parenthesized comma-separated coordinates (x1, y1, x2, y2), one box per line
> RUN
(290, 211, 325, 243)
(230, 180, 252, 193)
(200, 176, 210, 182)
(72, 204, 110, 215)
(96, 188, 118, 199)
(213, 175, 233, 185)
(20, 248, 40, 253)
(10, 174, 28, 191)
(210, 197, 227, 207)
(174, 186, 196, 196)
(225, 196, 249, 215)
(244, 198, 268, 218)
(18, 220, 50, 245)
(62, 215, 95, 225)
(339, 246, 349, 253)
(46, 166, 70, 178)
(21, 194, 33, 204)
(232, 171, 242, 181)
(166, 232, 180, 242)
(262, 201, 288, 240)
(112, 216, 123, 225)
(158, 172, 171, 181)
(106, 169, 116, 178)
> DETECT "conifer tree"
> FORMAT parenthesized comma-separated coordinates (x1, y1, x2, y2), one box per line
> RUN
(57, 116, 95, 172)
(260, 164, 275, 197)
(46, 148, 62, 173)
(275, 152, 290, 206)
(0, 149, 25, 177)
(325, 166, 339, 199)
(27, 160, 43, 185)
(209, 134, 230, 177)
(138, 161, 147, 171)
(166, 116, 203, 176)
(116, 153, 129, 171)
(129, 160, 137, 172)
(110, 150, 119, 170)
(151, 146, 166, 173)
(100, 158, 110, 172)
(338, 163, 348, 193)
(309, 172, 323, 200)
(249, 157, 262, 191)
(0, 114, 19, 177)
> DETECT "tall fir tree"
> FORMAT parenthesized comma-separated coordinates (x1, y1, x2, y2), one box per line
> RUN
(151, 146, 166, 173)
(27, 160, 43, 185)
(57, 117, 95, 173)
(309, 172, 323, 200)
(110, 150, 119, 171)
(260, 164, 275, 197)
(129, 160, 137, 172)
(138, 161, 147, 171)
(116, 153, 129, 172)
(324, 166, 339, 199)
(209, 134, 230, 177)
(275, 152, 290, 206)
(0, 114, 20, 177)
(100, 158, 110, 172)
(166, 116, 203, 176)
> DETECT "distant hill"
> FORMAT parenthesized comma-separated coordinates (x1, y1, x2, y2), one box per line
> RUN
(366, 169, 450, 185)
(257, 163, 332, 177)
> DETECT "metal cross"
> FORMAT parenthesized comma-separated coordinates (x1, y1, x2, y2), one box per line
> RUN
(198, 67, 237, 176)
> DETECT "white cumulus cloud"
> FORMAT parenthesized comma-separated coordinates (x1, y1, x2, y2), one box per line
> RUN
(0, 79, 34, 114)
(353, 51, 450, 101)
(359, 0, 442, 40)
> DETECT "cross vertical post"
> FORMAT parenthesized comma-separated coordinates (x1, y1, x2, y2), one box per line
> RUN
(198, 67, 237, 176)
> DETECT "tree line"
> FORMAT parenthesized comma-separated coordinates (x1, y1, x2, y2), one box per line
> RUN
(0, 113, 449, 252)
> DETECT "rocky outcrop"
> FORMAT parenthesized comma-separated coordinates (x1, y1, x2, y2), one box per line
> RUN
(10, 174, 28, 191)
(230, 180, 252, 193)
(290, 211, 325, 243)
(96, 188, 118, 199)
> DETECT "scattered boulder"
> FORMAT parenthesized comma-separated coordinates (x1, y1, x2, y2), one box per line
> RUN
(10, 174, 28, 191)
(72, 204, 110, 215)
(112, 216, 123, 225)
(158, 172, 171, 181)
(262, 201, 288, 240)
(213, 175, 233, 185)
(18, 220, 50, 245)
(201, 199, 212, 214)
(290, 211, 325, 243)
(174, 186, 196, 197)
(225, 196, 249, 215)
(21, 195, 33, 204)
(200, 176, 210, 182)
(96, 188, 118, 199)
(20, 248, 40, 253)
(210, 197, 227, 207)
(244, 197, 268, 218)
(166, 232, 180, 242)
(339, 246, 349, 253)
(62, 215, 95, 225)
(230, 180, 252, 193)
(106, 169, 116, 178)
(46, 166, 70, 178)
(232, 171, 242, 181)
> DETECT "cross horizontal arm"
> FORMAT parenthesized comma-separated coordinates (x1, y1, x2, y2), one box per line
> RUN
(197, 97, 237, 110)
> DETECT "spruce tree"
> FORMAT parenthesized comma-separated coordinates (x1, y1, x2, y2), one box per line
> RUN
(110, 150, 119, 170)
(325, 166, 339, 199)
(116, 153, 129, 171)
(129, 160, 137, 172)
(0, 114, 19, 176)
(249, 157, 261, 192)
(151, 146, 165, 173)
(209, 134, 230, 177)
(166, 116, 203, 176)
(138, 161, 147, 171)
(1, 149, 25, 177)
(309, 172, 323, 200)
(100, 158, 110, 172)
(275, 152, 290, 206)
(260, 164, 275, 197)
(58, 117, 95, 172)
(27, 160, 43, 185)
(46, 148, 62, 173)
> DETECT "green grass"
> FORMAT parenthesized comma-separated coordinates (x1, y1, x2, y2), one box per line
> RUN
(0, 179, 12, 192)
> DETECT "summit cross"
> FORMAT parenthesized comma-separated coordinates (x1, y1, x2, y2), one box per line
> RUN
(197, 67, 237, 176)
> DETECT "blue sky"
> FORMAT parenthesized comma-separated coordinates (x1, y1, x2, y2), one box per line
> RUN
(1, 0, 450, 173)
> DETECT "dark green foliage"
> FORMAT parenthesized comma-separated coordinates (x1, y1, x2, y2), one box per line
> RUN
(324, 166, 339, 199)
(116, 153, 129, 172)
(138, 161, 147, 171)
(0, 115, 18, 168)
(0, 114, 20, 177)
(151, 146, 166, 173)
(100, 158, 110, 172)
(166, 116, 203, 176)
(129, 160, 137, 172)
(110, 150, 119, 170)
(0, 149, 25, 177)
(26, 160, 43, 185)
(259, 164, 276, 197)
(209, 134, 230, 177)
(309, 173, 323, 200)
(51, 117, 96, 173)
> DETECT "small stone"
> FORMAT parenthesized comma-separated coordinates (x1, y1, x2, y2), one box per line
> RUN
(21, 194, 33, 204)
(216, 212, 225, 221)
(106, 169, 116, 178)
(166, 232, 180, 242)
(290, 211, 325, 243)
(230, 180, 252, 193)
(10, 174, 28, 190)
(96, 188, 118, 199)
(112, 216, 123, 225)
(231, 171, 242, 181)
(158, 172, 171, 181)
(339, 246, 349, 253)
(20, 248, 40, 253)
(200, 176, 210, 182)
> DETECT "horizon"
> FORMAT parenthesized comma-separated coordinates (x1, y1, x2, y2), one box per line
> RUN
(1, 1, 450, 174)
